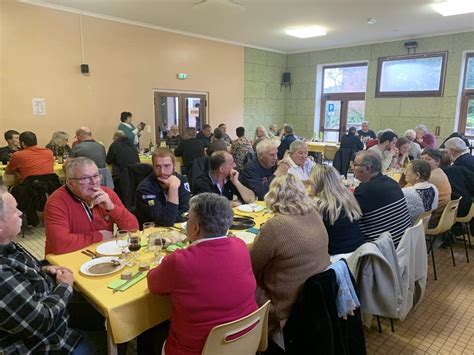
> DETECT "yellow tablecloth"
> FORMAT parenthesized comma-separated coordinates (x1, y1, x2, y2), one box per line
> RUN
(306, 142, 340, 154)
(46, 202, 271, 345)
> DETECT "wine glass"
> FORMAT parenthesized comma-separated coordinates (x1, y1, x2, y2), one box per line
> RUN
(149, 233, 164, 266)
(115, 230, 129, 259)
(143, 222, 155, 252)
(127, 230, 141, 267)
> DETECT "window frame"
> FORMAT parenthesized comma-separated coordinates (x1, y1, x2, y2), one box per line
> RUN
(459, 52, 474, 138)
(375, 51, 448, 98)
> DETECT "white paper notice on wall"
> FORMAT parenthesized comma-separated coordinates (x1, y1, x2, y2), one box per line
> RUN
(32, 98, 46, 115)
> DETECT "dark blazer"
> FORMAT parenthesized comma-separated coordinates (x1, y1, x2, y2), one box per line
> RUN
(277, 134, 296, 160)
(454, 153, 474, 172)
(106, 138, 140, 178)
(340, 134, 364, 153)
(442, 165, 474, 217)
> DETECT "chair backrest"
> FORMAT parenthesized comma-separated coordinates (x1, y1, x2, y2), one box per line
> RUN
(323, 145, 339, 161)
(201, 300, 270, 355)
(427, 198, 461, 235)
(456, 202, 474, 223)
(415, 210, 432, 234)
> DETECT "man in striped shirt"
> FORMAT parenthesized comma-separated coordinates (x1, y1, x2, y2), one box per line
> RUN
(353, 151, 411, 247)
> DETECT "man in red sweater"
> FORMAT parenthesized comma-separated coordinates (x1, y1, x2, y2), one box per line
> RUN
(44, 157, 138, 255)
(145, 193, 257, 355)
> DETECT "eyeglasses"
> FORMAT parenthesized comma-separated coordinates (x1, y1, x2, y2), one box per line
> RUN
(69, 174, 102, 185)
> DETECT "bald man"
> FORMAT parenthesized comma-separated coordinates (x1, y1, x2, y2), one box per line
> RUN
(69, 127, 107, 168)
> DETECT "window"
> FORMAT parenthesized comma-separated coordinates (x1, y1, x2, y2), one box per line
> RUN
(459, 53, 474, 139)
(375, 52, 448, 97)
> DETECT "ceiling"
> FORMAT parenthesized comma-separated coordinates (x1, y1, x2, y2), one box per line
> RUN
(25, 0, 474, 53)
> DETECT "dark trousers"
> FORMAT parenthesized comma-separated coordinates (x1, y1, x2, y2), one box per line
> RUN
(137, 320, 170, 355)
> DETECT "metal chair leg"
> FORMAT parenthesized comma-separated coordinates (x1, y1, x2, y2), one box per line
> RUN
(449, 232, 456, 267)
(462, 224, 470, 263)
(429, 235, 437, 280)
(467, 222, 473, 249)
(376, 315, 382, 333)
(390, 318, 395, 332)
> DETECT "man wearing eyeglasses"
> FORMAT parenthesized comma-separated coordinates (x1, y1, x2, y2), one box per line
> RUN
(44, 157, 139, 255)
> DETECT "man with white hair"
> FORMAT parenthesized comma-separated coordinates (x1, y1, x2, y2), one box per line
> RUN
(241, 139, 289, 200)
(415, 124, 437, 149)
(357, 121, 376, 145)
(445, 137, 474, 172)
(404, 129, 422, 159)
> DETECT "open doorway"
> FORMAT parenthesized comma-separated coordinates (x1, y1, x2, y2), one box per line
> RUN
(153, 91, 208, 142)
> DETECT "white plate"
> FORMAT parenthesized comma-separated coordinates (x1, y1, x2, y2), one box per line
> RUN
(231, 231, 257, 245)
(236, 204, 264, 213)
(96, 241, 122, 256)
(80, 257, 126, 277)
(179, 222, 187, 231)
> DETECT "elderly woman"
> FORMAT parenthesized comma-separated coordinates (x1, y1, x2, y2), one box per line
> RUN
(420, 148, 452, 226)
(286, 140, 315, 182)
(46, 131, 71, 157)
(147, 193, 257, 355)
(415, 124, 437, 149)
(252, 126, 270, 150)
(402, 160, 439, 225)
(309, 165, 365, 256)
(250, 174, 330, 341)
(404, 129, 422, 160)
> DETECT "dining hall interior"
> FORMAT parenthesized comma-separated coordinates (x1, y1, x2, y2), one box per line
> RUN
(1, 0, 474, 354)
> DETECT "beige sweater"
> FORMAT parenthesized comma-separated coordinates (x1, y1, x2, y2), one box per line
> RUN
(429, 168, 452, 225)
(250, 210, 330, 335)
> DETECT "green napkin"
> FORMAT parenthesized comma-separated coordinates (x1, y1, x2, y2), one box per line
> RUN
(107, 271, 147, 292)
(246, 227, 260, 234)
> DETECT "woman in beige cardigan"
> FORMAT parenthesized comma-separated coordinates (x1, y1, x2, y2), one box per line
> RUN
(250, 173, 330, 341)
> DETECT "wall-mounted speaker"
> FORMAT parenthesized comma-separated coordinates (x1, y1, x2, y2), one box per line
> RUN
(282, 72, 291, 84)
(81, 64, 89, 75)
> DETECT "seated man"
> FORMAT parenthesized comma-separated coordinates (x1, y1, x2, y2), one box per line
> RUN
(0, 188, 97, 353)
(357, 121, 377, 145)
(5, 131, 54, 181)
(192, 151, 255, 205)
(340, 126, 364, 153)
(277, 124, 296, 160)
(0, 129, 20, 164)
(136, 147, 191, 226)
(146, 193, 257, 354)
(174, 127, 205, 175)
(445, 137, 474, 172)
(44, 157, 138, 255)
(69, 127, 107, 169)
(368, 130, 399, 171)
(196, 124, 212, 148)
(354, 151, 411, 247)
(241, 139, 289, 200)
(106, 130, 140, 180)
(165, 124, 181, 149)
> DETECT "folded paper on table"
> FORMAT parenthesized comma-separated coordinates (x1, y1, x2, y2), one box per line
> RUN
(108, 272, 147, 292)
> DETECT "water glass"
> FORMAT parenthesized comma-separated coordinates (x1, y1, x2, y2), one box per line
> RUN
(115, 230, 129, 259)
(149, 233, 164, 266)
(143, 222, 156, 252)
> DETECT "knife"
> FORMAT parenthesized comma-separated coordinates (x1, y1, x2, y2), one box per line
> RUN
(112, 271, 144, 293)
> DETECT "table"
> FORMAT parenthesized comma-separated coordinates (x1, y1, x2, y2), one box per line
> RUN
(46, 202, 272, 354)
(306, 141, 339, 154)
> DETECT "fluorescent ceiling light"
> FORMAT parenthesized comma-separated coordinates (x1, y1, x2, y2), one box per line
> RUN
(432, 0, 474, 16)
(285, 26, 327, 38)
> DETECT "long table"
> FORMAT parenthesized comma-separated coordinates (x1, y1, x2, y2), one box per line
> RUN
(46, 202, 271, 354)
(306, 141, 339, 154)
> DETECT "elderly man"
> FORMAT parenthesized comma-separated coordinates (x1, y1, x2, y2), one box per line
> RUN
(218, 123, 232, 146)
(174, 127, 205, 175)
(404, 129, 422, 159)
(0, 188, 99, 353)
(0, 129, 20, 164)
(44, 157, 138, 255)
(268, 123, 279, 137)
(241, 139, 289, 200)
(368, 130, 399, 171)
(106, 130, 140, 180)
(145, 193, 257, 354)
(353, 151, 411, 247)
(192, 151, 255, 205)
(165, 124, 181, 149)
(136, 147, 191, 226)
(357, 121, 376, 145)
(445, 137, 474, 172)
(69, 127, 107, 169)
(277, 124, 297, 160)
(415, 124, 437, 149)
(287, 140, 315, 182)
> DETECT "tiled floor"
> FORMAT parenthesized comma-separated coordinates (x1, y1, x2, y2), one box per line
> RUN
(16, 228, 474, 354)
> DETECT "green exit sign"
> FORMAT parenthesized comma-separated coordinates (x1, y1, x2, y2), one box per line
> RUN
(177, 73, 188, 80)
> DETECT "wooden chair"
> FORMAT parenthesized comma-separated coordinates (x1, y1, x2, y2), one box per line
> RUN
(426, 198, 461, 280)
(201, 300, 270, 355)
(455, 202, 474, 262)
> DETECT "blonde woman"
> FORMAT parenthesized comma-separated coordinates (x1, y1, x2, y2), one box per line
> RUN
(252, 126, 269, 151)
(309, 165, 365, 255)
(250, 174, 330, 340)
(46, 131, 71, 157)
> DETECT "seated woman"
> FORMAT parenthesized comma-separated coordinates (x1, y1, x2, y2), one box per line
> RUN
(393, 137, 411, 168)
(286, 140, 315, 183)
(252, 126, 270, 151)
(309, 165, 365, 256)
(402, 160, 439, 225)
(250, 174, 330, 344)
(46, 131, 71, 157)
(146, 193, 257, 355)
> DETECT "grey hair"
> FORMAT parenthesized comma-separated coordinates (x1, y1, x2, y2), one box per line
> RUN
(256, 139, 276, 158)
(356, 151, 382, 174)
(0, 186, 6, 221)
(404, 129, 416, 141)
(289, 140, 307, 155)
(362, 121, 369, 125)
(189, 193, 234, 237)
(113, 130, 127, 140)
(445, 137, 468, 153)
(415, 124, 428, 134)
(284, 124, 294, 135)
(64, 157, 98, 178)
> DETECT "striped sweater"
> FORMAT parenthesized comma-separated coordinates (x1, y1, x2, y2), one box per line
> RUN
(354, 173, 411, 247)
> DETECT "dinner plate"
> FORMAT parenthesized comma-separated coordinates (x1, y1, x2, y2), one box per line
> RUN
(231, 231, 257, 245)
(96, 241, 122, 256)
(236, 204, 264, 213)
(231, 217, 255, 230)
(80, 257, 126, 277)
